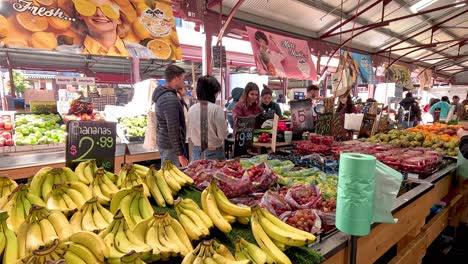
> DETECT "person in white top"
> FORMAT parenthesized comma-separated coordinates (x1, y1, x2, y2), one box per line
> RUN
(187, 76, 228, 161)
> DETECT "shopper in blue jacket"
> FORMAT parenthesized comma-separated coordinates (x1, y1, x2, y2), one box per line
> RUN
(430, 96, 452, 119)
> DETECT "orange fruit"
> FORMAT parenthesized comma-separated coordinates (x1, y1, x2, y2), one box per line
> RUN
(16, 12, 49, 32)
(48, 14, 71, 30)
(0, 15, 8, 38)
(3, 39, 29, 47)
(36, 0, 55, 6)
(132, 19, 151, 40)
(60, 30, 83, 44)
(30, 32, 57, 50)
(147, 39, 172, 59)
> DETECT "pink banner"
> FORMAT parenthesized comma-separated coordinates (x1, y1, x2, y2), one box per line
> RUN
(246, 27, 316, 80)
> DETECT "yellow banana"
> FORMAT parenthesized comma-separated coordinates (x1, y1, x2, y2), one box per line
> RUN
(146, 168, 166, 207)
(62, 167, 78, 182)
(202, 189, 231, 233)
(155, 170, 173, 205)
(95, 201, 113, 223)
(162, 169, 181, 192)
(168, 218, 193, 253)
(81, 203, 99, 232)
(66, 242, 101, 263)
(164, 222, 190, 256)
(180, 199, 213, 228)
(64, 250, 87, 264)
(70, 231, 109, 262)
(67, 182, 93, 201)
(236, 237, 268, 264)
(1, 219, 18, 263)
(259, 207, 316, 242)
(70, 210, 83, 232)
(39, 218, 58, 246)
(25, 222, 44, 254)
(63, 187, 87, 209)
(178, 213, 202, 241)
(258, 216, 309, 247)
(110, 188, 133, 214)
(29, 167, 53, 198)
(48, 211, 74, 240)
(179, 207, 210, 236)
(251, 213, 291, 264)
(166, 162, 194, 184)
(75, 161, 90, 184)
(211, 183, 251, 217)
(138, 194, 153, 220)
(120, 192, 137, 229)
(91, 202, 109, 230)
(156, 221, 179, 254)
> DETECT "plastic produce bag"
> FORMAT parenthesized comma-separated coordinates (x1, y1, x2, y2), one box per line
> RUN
(280, 209, 322, 234)
(247, 163, 278, 192)
(373, 161, 403, 223)
(284, 184, 322, 210)
(457, 151, 468, 179)
(143, 110, 157, 150)
(260, 190, 292, 217)
(213, 170, 251, 198)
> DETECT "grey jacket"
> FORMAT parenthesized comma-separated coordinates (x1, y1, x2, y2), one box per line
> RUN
(56, 41, 155, 58)
(152, 86, 186, 156)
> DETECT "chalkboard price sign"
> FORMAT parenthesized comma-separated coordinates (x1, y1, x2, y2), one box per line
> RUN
(213, 45, 227, 68)
(332, 113, 347, 141)
(66, 121, 117, 171)
(234, 116, 256, 157)
(290, 99, 313, 134)
(358, 113, 377, 138)
(315, 113, 333, 136)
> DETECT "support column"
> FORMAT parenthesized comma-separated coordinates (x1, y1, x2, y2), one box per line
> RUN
(203, 32, 213, 76)
(132, 57, 141, 84)
(6, 56, 16, 98)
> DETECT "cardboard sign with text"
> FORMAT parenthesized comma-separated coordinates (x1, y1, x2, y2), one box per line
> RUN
(234, 116, 256, 157)
(358, 113, 377, 138)
(290, 99, 314, 134)
(315, 112, 333, 136)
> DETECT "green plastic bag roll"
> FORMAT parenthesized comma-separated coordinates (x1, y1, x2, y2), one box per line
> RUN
(457, 151, 468, 179)
(336, 153, 376, 236)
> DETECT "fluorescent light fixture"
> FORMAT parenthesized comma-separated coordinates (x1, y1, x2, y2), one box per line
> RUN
(410, 0, 438, 13)
(455, 0, 466, 7)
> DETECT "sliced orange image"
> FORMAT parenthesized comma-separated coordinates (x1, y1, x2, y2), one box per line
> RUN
(48, 13, 72, 31)
(0, 15, 8, 38)
(31, 32, 58, 50)
(16, 12, 49, 32)
(147, 39, 172, 60)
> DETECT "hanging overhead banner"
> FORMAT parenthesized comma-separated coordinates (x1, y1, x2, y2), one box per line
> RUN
(418, 68, 433, 91)
(245, 26, 317, 81)
(340, 51, 376, 85)
(55, 76, 95, 85)
(385, 64, 414, 90)
(0, 0, 182, 60)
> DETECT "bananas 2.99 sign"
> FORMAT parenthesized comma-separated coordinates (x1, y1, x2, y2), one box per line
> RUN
(66, 121, 117, 171)
(0, 0, 182, 60)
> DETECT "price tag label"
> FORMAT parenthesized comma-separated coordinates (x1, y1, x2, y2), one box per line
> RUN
(66, 121, 117, 171)
(290, 99, 313, 134)
(234, 116, 256, 157)
(315, 112, 333, 136)
(358, 113, 377, 138)
(332, 113, 347, 141)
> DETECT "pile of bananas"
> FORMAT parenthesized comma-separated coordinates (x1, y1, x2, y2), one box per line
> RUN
(133, 211, 193, 261)
(91, 168, 119, 205)
(0, 176, 18, 197)
(110, 184, 154, 229)
(99, 210, 152, 263)
(146, 161, 194, 207)
(175, 198, 213, 241)
(45, 182, 92, 213)
(17, 231, 110, 264)
(30, 167, 78, 200)
(17, 205, 74, 259)
(182, 239, 249, 264)
(0, 211, 18, 263)
(201, 181, 251, 233)
(251, 206, 316, 264)
(70, 197, 113, 233)
(0, 184, 45, 231)
(235, 236, 271, 264)
(117, 164, 150, 196)
(76, 160, 117, 185)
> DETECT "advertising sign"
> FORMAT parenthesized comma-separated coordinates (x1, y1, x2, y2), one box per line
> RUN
(55, 76, 95, 85)
(234, 116, 256, 157)
(340, 51, 376, 85)
(0, 0, 182, 60)
(246, 26, 317, 80)
(290, 99, 314, 134)
(385, 64, 414, 90)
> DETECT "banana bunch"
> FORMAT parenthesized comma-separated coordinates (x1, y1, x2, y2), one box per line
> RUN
(99, 210, 152, 263)
(117, 164, 150, 197)
(235, 237, 272, 264)
(133, 211, 193, 261)
(91, 168, 120, 205)
(109, 184, 153, 229)
(74, 160, 97, 185)
(182, 239, 250, 264)
(17, 239, 63, 264)
(107, 250, 146, 264)
(0, 176, 18, 198)
(45, 182, 92, 213)
(62, 231, 110, 264)
(0, 211, 18, 263)
(70, 197, 114, 233)
(0, 184, 45, 232)
(251, 207, 316, 264)
(201, 182, 251, 234)
(174, 197, 213, 241)
(30, 167, 78, 200)
(17, 205, 74, 258)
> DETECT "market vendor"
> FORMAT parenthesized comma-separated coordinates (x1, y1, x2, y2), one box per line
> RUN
(260, 85, 282, 119)
(187, 76, 227, 161)
(232, 82, 263, 127)
(57, 0, 155, 58)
